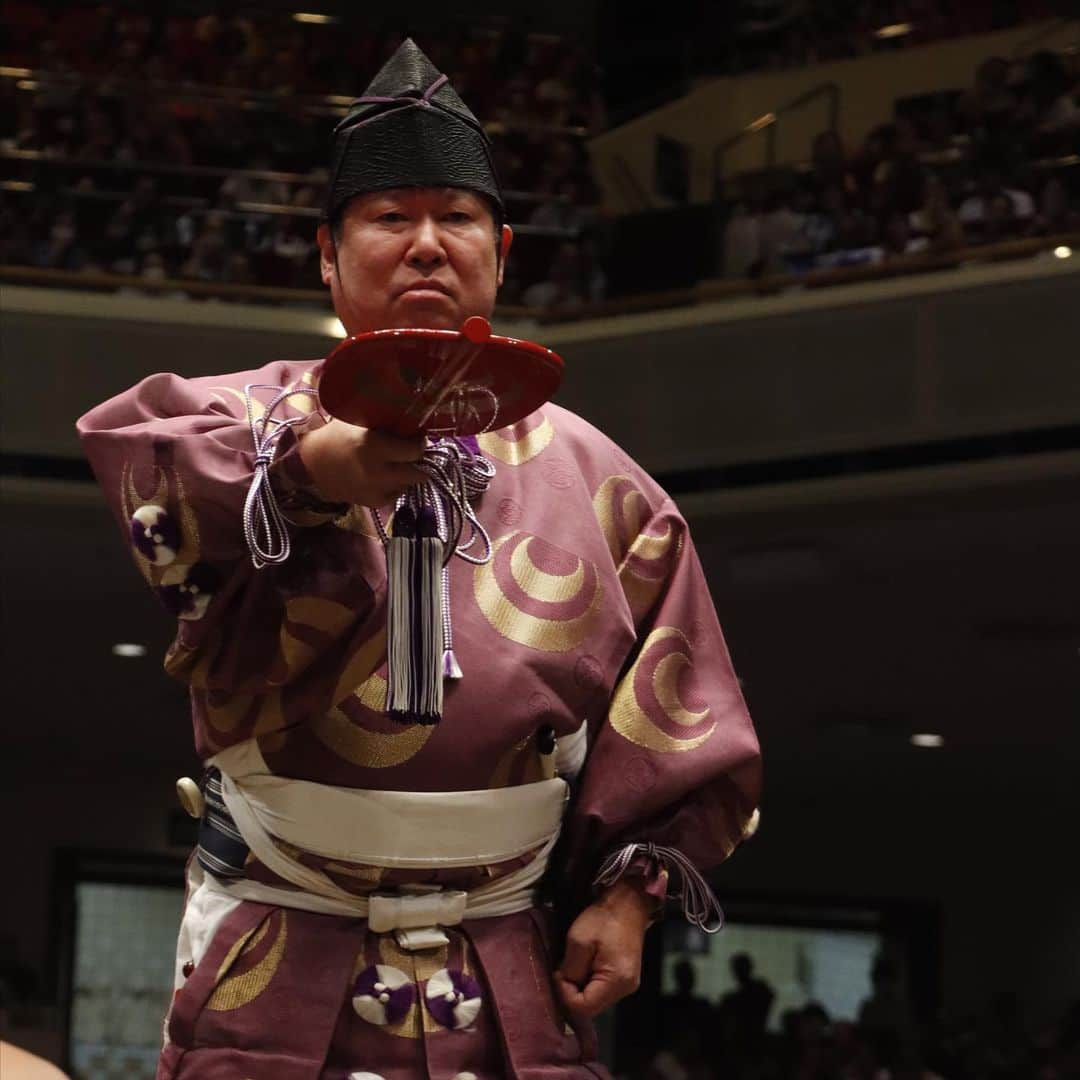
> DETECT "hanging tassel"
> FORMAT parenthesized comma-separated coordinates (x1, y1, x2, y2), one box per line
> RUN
(385, 503, 445, 724)
(374, 437, 495, 724)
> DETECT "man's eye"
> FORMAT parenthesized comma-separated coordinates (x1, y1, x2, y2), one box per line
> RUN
(444, 211, 472, 223)
(378, 212, 407, 223)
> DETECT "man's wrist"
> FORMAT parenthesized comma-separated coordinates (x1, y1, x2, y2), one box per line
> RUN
(595, 878, 657, 929)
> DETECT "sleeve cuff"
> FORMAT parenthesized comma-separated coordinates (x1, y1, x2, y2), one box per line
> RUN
(592, 842, 725, 932)
(269, 415, 350, 527)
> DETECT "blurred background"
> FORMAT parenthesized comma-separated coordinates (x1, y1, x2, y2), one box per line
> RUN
(1, 1, 1078, 1077)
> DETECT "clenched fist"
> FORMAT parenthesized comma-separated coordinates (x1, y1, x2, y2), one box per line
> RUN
(299, 418, 426, 508)
(554, 879, 653, 1020)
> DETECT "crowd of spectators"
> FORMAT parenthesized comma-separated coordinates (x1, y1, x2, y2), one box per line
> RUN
(0, 4, 606, 301)
(721, 47, 1080, 278)
(636, 955, 1080, 1080)
(697, 0, 1062, 78)
(0, 3, 1077, 307)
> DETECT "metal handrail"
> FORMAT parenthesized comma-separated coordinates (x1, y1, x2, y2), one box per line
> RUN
(712, 81, 840, 195)
(0, 66, 591, 140)
(0, 149, 562, 205)
(0, 178, 580, 238)
(4, 230, 1075, 322)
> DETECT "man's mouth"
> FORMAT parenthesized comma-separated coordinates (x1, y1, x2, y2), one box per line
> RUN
(399, 281, 452, 297)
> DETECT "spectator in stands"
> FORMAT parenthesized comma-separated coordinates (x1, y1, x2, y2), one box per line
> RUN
(1031, 174, 1080, 236)
(960, 56, 1020, 140)
(810, 130, 859, 201)
(218, 151, 290, 208)
(719, 952, 775, 1049)
(959, 166, 1035, 232)
(528, 177, 595, 236)
(522, 240, 590, 309)
(859, 949, 916, 1048)
(657, 959, 715, 1061)
(32, 206, 82, 270)
(183, 209, 228, 280)
(1023, 50, 1080, 149)
(909, 172, 964, 253)
(758, 186, 811, 273)
(721, 193, 764, 278)
(140, 250, 167, 281)
(882, 210, 928, 257)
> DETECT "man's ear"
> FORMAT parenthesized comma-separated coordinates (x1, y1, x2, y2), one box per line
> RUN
(316, 223, 336, 287)
(497, 224, 514, 288)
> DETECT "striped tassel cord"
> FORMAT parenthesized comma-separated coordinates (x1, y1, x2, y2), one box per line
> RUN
(593, 842, 726, 933)
(374, 437, 495, 723)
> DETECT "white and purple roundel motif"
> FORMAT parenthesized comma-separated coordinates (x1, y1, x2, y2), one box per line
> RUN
(351, 964, 414, 1026)
(158, 562, 221, 621)
(423, 968, 483, 1030)
(130, 504, 181, 566)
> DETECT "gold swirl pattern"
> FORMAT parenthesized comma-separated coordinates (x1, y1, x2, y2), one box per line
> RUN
(477, 410, 554, 465)
(592, 475, 681, 620)
(205, 910, 287, 1012)
(332, 627, 387, 704)
(609, 627, 717, 753)
(474, 532, 602, 652)
(312, 669, 435, 768)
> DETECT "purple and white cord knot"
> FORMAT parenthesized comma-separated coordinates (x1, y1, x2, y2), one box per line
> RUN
(242, 383, 322, 569)
(594, 842, 725, 934)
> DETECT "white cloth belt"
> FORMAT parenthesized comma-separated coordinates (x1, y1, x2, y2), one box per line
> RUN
(204, 739, 569, 949)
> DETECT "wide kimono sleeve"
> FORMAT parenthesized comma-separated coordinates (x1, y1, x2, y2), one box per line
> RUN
(74, 363, 380, 754)
(557, 494, 762, 927)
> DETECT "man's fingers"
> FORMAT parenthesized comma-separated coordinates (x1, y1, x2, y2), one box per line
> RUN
(556, 934, 596, 988)
(554, 973, 588, 1015)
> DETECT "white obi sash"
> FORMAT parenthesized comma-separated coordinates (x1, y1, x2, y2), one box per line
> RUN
(182, 738, 571, 963)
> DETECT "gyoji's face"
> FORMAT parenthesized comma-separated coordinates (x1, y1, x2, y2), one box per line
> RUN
(318, 187, 513, 334)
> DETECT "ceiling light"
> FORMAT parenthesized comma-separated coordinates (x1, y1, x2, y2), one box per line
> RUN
(746, 112, 776, 133)
(875, 22, 913, 39)
(910, 732, 944, 748)
(292, 12, 339, 24)
(1053, 245, 1072, 259)
(112, 643, 147, 658)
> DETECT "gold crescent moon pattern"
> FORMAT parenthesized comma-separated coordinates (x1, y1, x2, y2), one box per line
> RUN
(592, 476, 681, 620)
(609, 627, 717, 753)
(474, 532, 602, 652)
(205, 910, 287, 1012)
(477, 410, 554, 465)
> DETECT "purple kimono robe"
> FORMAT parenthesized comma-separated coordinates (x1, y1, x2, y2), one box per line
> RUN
(78, 359, 762, 1080)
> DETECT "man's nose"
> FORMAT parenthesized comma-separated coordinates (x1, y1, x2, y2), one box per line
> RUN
(405, 218, 447, 269)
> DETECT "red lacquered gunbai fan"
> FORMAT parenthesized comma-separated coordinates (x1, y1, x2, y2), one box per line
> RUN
(318, 315, 564, 436)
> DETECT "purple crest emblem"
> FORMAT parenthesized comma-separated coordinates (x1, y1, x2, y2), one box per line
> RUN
(130, 504, 181, 566)
(423, 968, 482, 1030)
(351, 964, 415, 1026)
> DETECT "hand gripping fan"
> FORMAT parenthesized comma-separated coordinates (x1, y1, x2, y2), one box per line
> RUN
(318, 315, 564, 436)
